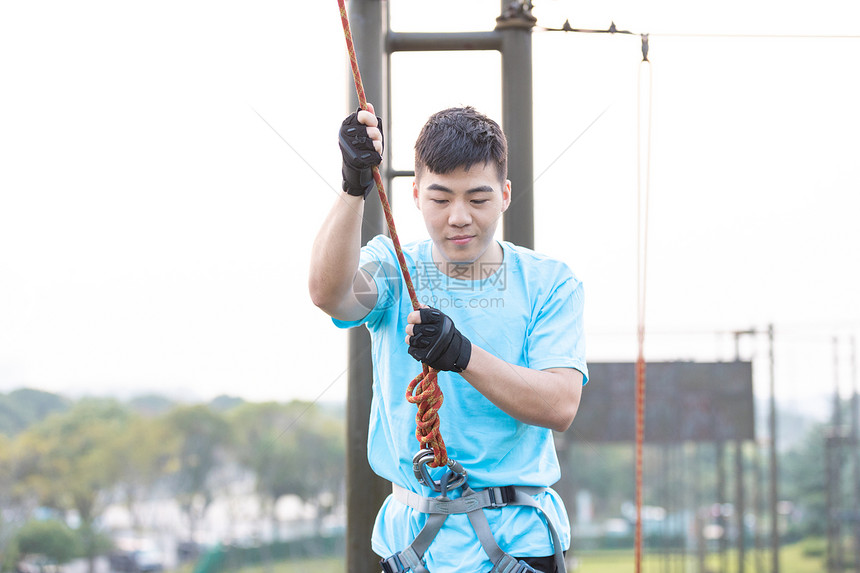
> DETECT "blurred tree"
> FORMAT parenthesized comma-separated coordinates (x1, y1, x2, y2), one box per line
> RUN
(567, 443, 635, 520)
(126, 393, 176, 416)
(209, 395, 245, 413)
(230, 401, 345, 539)
(112, 414, 178, 533)
(14, 519, 80, 568)
(12, 399, 130, 573)
(163, 405, 232, 543)
(781, 423, 828, 537)
(0, 433, 17, 573)
(0, 389, 70, 436)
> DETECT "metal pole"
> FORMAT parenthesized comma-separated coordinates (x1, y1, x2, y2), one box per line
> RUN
(851, 336, 860, 573)
(676, 445, 683, 573)
(345, 2, 391, 572)
(835, 336, 844, 427)
(827, 431, 837, 573)
(831, 337, 844, 572)
(768, 323, 780, 573)
(388, 31, 502, 52)
(497, 4, 536, 249)
(663, 444, 670, 572)
(737, 439, 746, 573)
(732, 331, 750, 573)
(717, 441, 727, 573)
(694, 445, 706, 573)
(754, 441, 765, 573)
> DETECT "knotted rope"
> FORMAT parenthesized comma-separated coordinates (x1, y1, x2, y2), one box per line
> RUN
(337, 0, 449, 468)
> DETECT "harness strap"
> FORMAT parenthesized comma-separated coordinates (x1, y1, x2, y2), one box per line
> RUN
(465, 509, 527, 572)
(393, 484, 543, 514)
(386, 484, 566, 573)
(381, 512, 446, 573)
(510, 489, 566, 573)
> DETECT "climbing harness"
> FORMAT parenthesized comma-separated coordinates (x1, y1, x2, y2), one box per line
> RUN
(335, 2, 567, 571)
(380, 480, 566, 573)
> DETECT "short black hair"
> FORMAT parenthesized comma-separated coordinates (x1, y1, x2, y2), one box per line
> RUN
(414, 107, 508, 182)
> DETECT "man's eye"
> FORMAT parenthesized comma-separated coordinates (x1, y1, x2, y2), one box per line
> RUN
(472, 199, 489, 205)
(431, 199, 448, 205)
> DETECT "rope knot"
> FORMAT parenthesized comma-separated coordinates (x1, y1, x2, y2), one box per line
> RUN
(406, 366, 448, 467)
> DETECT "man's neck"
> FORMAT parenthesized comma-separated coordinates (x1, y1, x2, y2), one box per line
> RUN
(430, 241, 503, 279)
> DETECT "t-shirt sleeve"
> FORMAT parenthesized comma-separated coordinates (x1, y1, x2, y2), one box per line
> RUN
(331, 236, 401, 330)
(525, 274, 589, 384)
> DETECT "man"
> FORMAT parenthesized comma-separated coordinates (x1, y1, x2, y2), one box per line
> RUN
(309, 104, 587, 573)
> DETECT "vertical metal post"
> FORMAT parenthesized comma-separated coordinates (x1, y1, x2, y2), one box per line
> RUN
(754, 442, 765, 573)
(827, 431, 837, 573)
(672, 442, 687, 571)
(694, 445, 706, 573)
(768, 324, 780, 573)
(736, 439, 746, 573)
(660, 442, 675, 573)
(851, 336, 860, 573)
(498, 4, 536, 249)
(732, 332, 751, 573)
(345, 2, 391, 572)
(717, 441, 727, 573)
(830, 337, 844, 572)
(734, 329, 766, 573)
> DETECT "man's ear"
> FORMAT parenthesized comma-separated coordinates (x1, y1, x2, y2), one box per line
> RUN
(413, 180, 421, 209)
(501, 179, 512, 212)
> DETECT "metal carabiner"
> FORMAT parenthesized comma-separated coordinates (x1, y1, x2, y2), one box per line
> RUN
(412, 449, 468, 492)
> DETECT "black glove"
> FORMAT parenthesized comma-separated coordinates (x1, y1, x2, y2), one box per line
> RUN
(408, 307, 472, 373)
(338, 109, 383, 199)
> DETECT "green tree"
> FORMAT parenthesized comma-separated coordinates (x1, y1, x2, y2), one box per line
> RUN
(14, 519, 80, 567)
(565, 443, 635, 520)
(126, 393, 176, 416)
(112, 414, 178, 533)
(230, 401, 345, 539)
(781, 423, 828, 537)
(163, 405, 232, 542)
(13, 399, 130, 573)
(0, 388, 69, 436)
(0, 433, 18, 573)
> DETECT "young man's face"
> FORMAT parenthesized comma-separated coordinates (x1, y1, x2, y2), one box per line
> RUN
(413, 162, 511, 273)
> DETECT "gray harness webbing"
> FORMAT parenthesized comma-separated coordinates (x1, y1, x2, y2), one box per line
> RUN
(380, 483, 567, 573)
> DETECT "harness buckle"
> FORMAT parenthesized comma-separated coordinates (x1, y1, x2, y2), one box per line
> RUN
(412, 449, 468, 492)
(380, 554, 406, 573)
(487, 485, 517, 508)
(513, 561, 538, 573)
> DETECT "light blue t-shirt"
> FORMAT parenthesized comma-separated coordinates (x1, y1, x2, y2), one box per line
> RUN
(333, 236, 588, 572)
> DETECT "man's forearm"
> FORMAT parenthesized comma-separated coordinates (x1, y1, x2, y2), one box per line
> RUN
(308, 194, 366, 315)
(461, 345, 583, 432)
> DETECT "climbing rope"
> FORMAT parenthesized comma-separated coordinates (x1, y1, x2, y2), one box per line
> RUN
(337, 0, 449, 468)
(635, 35, 652, 573)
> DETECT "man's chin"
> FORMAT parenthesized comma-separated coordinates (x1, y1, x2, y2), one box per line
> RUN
(439, 248, 477, 265)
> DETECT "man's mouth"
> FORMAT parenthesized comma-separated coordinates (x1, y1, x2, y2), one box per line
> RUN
(449, 235, 474, 245)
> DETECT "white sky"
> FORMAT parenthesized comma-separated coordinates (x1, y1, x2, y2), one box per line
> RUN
(1, 0, 858, 419)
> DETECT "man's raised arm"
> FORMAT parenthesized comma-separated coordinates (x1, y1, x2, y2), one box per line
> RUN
(308, 105, 383, 322)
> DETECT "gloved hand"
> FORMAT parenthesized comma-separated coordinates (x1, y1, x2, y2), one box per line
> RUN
(338, 107, 383, 199)
(407, 307, 472, 373)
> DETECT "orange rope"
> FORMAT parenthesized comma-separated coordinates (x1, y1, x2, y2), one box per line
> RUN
(634, 52, 653, 573)
(337, 0, 449, 467)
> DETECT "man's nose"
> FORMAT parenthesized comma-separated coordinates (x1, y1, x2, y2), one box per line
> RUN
(448, 201, 472, 227)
